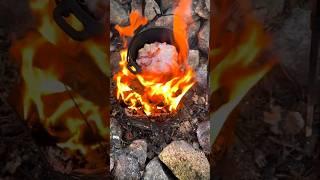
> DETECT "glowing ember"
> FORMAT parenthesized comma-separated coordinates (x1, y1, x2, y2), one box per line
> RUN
(114, 0, 195, 116)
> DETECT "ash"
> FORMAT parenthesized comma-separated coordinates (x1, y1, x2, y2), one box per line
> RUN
(136, 42, 179, 74)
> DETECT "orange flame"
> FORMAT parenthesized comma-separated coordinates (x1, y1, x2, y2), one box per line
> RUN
(114, 0, 195, 116)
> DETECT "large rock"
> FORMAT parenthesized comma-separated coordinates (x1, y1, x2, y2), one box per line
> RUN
(144, 0, 161, 20)
(159, 141, 210, 180)
(110, 0, 129, 25)
(143, 157, 171, 180)
(198, 21, 210, 54)
(273, 8, 311, 85)
(128, 139, 148, 168)
(197, 121, 210, 154)
(113, 154, 141, 179)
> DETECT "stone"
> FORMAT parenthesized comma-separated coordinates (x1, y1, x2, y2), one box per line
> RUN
(143, 157, 171, 180)
(110, 156, 114, 171)
(282, 111, 305, 135)
(205, 0, 210, 11)
(155, 15, 173, 27)
(110, 0, 129, 25)
(197, 21, 210, 54)
(144, 0, 161, 20)
(196, 63, 208, 88)
(131, 0, 143, 14)
(178, 121, 192, 134)
(188, 20, 201, 45)
(194, 0, 210, 19)
(113, 154, 141, 179)
(159, 141, 210, 180)
(273, 8, 311, 85)
(128, 139, 148, 168)
(263, 105, 282, 135)
(197, 121, 210, 154)
(110, 118, 122, 149)
(191, 1, 201, 22)
(161, 0, 173, 11)
(188, 50, 200, 70)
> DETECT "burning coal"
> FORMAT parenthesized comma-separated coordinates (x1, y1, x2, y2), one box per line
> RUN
(114, 0, 196, 116)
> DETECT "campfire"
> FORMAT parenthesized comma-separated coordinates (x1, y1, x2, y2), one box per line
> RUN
(114, 0, 196, 117)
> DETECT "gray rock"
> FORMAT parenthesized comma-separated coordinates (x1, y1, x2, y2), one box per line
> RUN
(273, 8, 311, 85)
(110, 118, 122, 149)
(282, 111, 305, 135)
(197, 121, 210, 154)
(131, 0, 143, 14)
(110, 0, 129, 25)
(191, 1, 201, 22)
(195, 0, 210, 19)
(205, 0, 210, 11)
(155, 15, 173, 27)
(178, 121, 192, 134)
(188, 20, 201, 45)
(161, 0, 173, 11)
(144, 0, 161, 20)
(110, 156, 114, 172)
(188, 50, 200, 70)
(143, 157, 171, 180)
(128, 139, 148, 168)
(113, 154, 141, 180)
(198, 21, 210, 54)
(196, 63, 208, 88)
(159, 141, 210, 180)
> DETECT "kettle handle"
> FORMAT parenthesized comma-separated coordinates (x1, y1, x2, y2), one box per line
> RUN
(53, 0, 104, 41)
